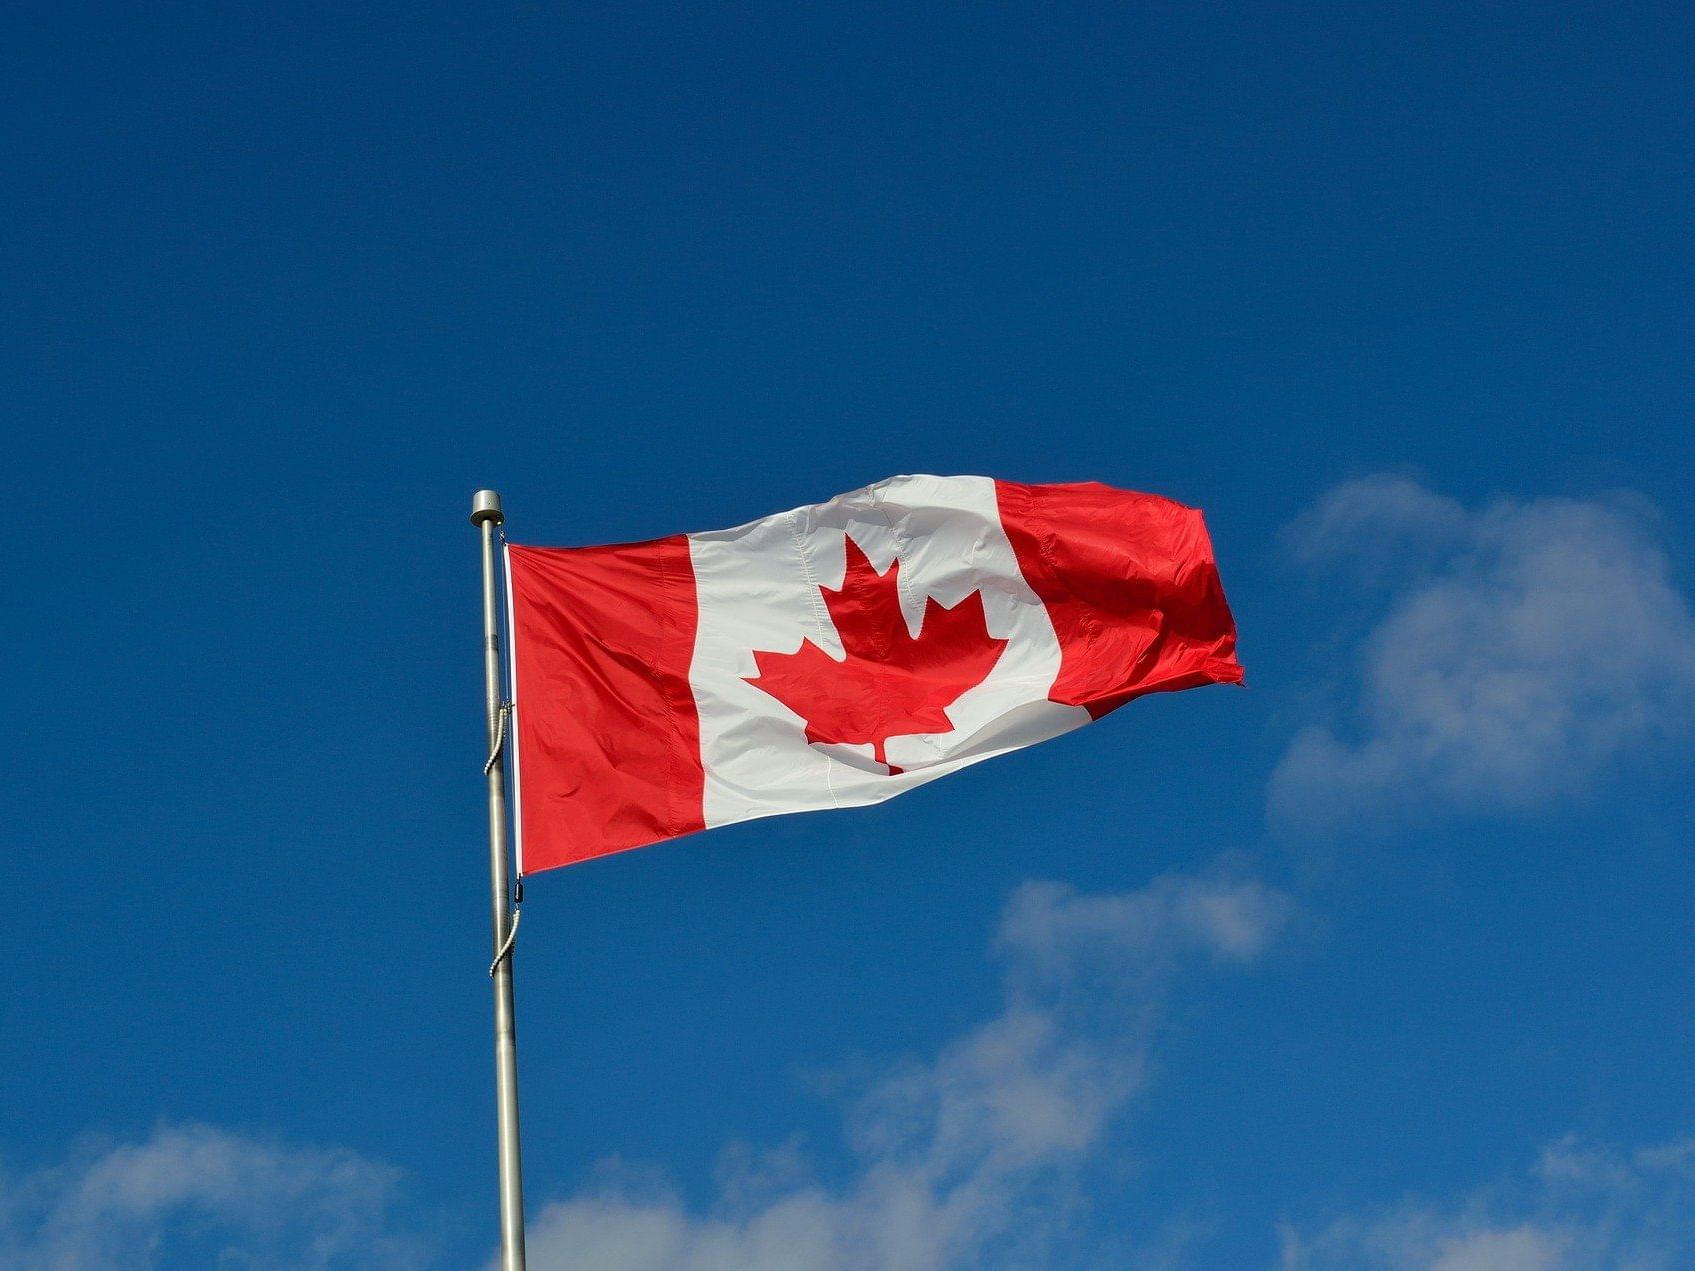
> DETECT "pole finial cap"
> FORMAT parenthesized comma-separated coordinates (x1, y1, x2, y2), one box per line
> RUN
(471, 489, 504, 527)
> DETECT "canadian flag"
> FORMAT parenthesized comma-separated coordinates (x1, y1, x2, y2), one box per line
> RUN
(504, 475, 1241, 872)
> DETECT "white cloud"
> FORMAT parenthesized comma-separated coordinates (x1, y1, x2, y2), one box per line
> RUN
(0, 875, 1290, 1271)
(1283, 475, 1469, 572)
(0, 1122, 423, 1270)
(1280, 1135, 1695, 1270)
(1271, 478, 1695, 829)
(998, 873, 1289, 976)
(520, 871, 1291, 1271)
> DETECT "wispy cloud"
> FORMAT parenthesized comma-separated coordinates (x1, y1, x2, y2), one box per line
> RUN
(519, 870, 1292, 1271)
(0, 1122, 424, 1269)
(0, 873, 1291, 1271)
(1280, 1135, 1695, 1269)
(1271, 476, 1695, 831)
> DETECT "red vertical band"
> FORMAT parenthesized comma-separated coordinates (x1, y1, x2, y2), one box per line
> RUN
(507, 538, 705, 871)
(994, 480, 1244, 718)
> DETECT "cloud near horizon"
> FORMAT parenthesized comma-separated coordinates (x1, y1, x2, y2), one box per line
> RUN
(1281, 1134, 1695, 1270)
(0, 872, 1289, 1271)
(0, 1122, 423, 1270)
(517, 869, 1292, 1271)
(1270, 475, 1695, 831)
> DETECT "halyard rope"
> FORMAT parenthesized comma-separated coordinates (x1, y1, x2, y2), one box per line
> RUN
(484, 701, 512, 775)
(485, 698, 519, 975)
(490, 907, 521, 977)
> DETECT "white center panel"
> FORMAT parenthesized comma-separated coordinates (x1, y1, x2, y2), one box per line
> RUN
(687, 474, 1088, 830)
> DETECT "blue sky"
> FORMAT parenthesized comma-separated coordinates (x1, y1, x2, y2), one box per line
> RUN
(3, 2, 1693, 1266)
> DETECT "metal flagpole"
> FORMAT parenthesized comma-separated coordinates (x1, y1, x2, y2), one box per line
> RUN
(473, 489, 526, 1270)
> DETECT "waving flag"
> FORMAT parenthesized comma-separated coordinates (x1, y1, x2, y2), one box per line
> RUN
(504, 475, 1241, 872)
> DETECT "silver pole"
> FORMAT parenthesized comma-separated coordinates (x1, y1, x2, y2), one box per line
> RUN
(473, 488, 526, 1270)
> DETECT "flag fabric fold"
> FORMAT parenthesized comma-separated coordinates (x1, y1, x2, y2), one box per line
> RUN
(504, 475, 1241, 872)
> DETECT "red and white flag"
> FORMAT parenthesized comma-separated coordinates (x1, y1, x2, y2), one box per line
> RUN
(504, 475, 1241, 872)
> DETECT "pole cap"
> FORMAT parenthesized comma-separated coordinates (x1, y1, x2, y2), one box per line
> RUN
(471, 489, 504, 527)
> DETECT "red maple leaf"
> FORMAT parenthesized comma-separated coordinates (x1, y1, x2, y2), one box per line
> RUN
(746, 536, 1009, 774)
